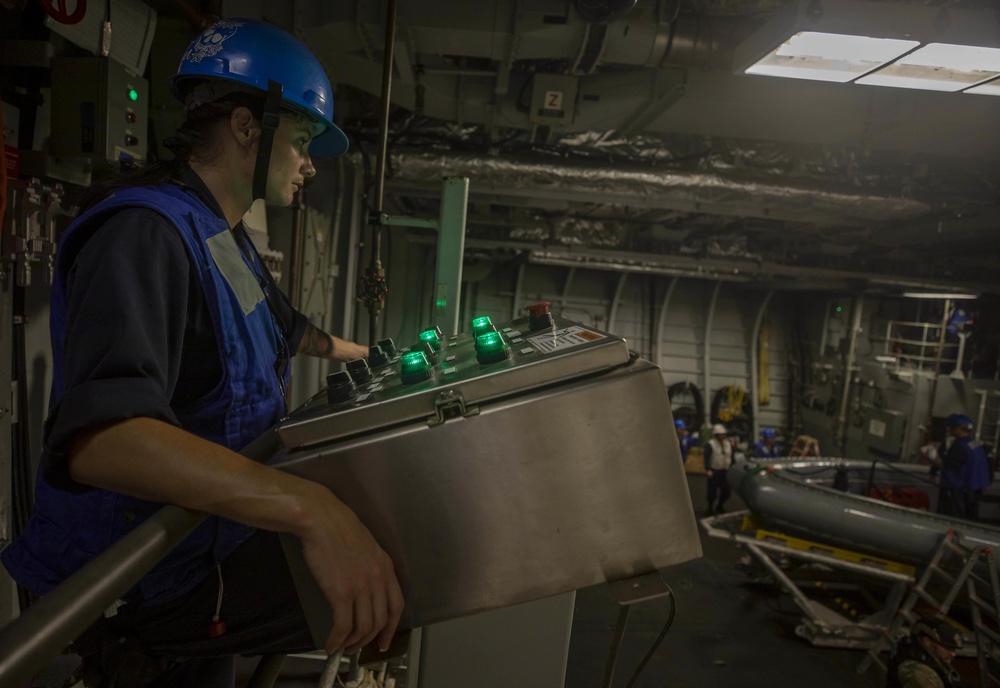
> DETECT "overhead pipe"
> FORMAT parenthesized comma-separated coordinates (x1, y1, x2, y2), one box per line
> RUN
(382, 151, 931, 227)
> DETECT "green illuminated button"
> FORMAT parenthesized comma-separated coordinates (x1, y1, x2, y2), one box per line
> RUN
(472, 316, 495, 337)
(414, 341, 439, 366)
(400, 351, 432, 384)
(475, 331, 511, 364)
(418, 328, 442, 351)
(127, 87, 138, 102)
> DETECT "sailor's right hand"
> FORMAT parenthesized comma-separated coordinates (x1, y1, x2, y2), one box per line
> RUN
(297, 483, 404, 654)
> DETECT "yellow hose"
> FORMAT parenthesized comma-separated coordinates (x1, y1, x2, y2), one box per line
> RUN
(759, 320, 771, 407)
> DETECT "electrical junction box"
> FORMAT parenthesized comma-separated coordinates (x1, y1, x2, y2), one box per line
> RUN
(50, 57, 148, 163)
(864, 407, 908, 455)
(270, 314, 702, 642)
(530, 73, 578, 126)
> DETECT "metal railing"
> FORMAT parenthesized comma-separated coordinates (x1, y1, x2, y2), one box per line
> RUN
(0, 431, 279, 687)
(871, 319, 957, 371)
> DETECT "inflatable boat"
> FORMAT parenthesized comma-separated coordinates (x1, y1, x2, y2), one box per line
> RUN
(729, 458, 1000, 567)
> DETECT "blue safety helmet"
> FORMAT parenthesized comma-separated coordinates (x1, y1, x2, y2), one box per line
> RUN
(168, 18, 349, 158)
(761, 428, 777, 439)
(674, 419, 687, 430)
(946, 413, 974, 429)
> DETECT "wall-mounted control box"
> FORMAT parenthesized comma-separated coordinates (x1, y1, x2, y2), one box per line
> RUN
(50, 56, 148, 162)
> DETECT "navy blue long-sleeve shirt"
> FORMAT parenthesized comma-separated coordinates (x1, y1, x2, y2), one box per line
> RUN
(43, 169, 307, 490)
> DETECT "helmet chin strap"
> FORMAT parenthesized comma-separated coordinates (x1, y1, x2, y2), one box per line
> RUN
(252, 80, 284, 201)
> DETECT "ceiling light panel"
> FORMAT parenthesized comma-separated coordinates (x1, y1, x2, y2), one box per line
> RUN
(745, 31, 919, 83)
(856, 43, 1000, 91)
(966, 78, 1000, 96)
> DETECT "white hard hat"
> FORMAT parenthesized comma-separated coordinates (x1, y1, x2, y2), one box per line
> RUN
(712, 424, 728, 435)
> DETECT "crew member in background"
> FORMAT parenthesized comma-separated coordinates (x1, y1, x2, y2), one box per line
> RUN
(675, 418, 695, 463)
(752, 428, 782, 459)
(704, 424, 734, 516)
(886, 616, 963, 688)
(0, 19, 400, 688)
(926, 414, 992, 520)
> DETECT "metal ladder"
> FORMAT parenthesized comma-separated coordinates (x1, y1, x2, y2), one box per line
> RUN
(857, 530, 1000, 686)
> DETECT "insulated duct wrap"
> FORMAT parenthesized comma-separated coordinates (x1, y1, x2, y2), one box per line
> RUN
(382, 150, 932, 225)
(508, 214, 625, 247)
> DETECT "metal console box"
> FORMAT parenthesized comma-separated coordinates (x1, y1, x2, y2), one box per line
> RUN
(268, 316, 701, 645)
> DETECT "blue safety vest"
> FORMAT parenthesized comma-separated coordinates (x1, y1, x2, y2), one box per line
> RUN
(1, 184, 289, 605)
(940, 436, 992, 492)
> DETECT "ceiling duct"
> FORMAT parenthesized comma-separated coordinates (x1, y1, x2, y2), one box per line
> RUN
(380, 150, 931, 226)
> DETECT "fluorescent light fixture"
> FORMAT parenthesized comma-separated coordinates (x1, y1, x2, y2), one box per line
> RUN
(902, 292, 978, 299)
(745, 31, 919, 83)
(857, 43, 1000, 92)
(732, 1, 1000, 93)
(966, 78, 1000, 96)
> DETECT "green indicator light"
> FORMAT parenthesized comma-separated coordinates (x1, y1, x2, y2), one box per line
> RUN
(128, 88, 138, 102)
(436, 299, 447, 308)
(476, 331, 505, 353)
(475, 331, 511, 364)
(472, 315, 494, 336)
(835, 306, 843, 313)
(400, 350, 432, 384)
(418, 328, 442, 352)
(401, 351, 429, 371)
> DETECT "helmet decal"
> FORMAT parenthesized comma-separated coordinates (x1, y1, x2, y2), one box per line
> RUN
(185, 19, 244, 64)
(169, 18, 348, 157)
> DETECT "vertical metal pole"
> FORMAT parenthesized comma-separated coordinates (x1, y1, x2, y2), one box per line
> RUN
(750, 290, 775, 442)
(0, 196, 13, 631)
(975, 389, 989, 443)
(992, 392, 1000, 449)
(561, 267, 576, 313)
(703, 281, 722, 409)
(835, 294, 864, 451)
(246, 654, 287, 688)
(366, 0, 398, 344)
(920, 323, 929, 370)
(289, 187, 306, 311)
(343, 167, 364, 344)
(600, 605, 631, 688)
(818, 298, 831, 357)
(326, 157, 347, 342)
(928, 298, 951, 420)
(512, 263, 526, 321)
(433, 177, 469, 337)
(652, 276, 679, 368)
(608, 273, 628, 334)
